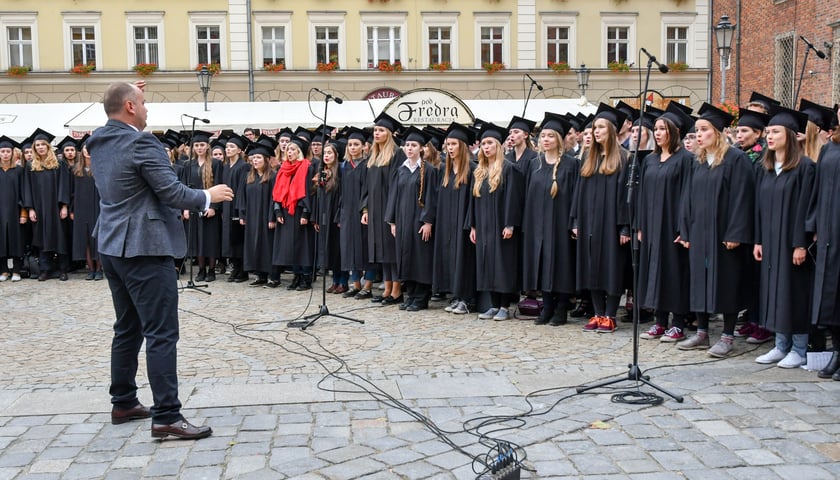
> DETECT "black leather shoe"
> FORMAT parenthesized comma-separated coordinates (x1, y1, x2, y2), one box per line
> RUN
(819, 352, 840, 379)
(195, 270, 206, 282)
(399, 297, 413, 310)
(370, 294, 384, 303)
(59, 272, 68, 281)
(265, 280, 280, 288)
(406, 300, 428, 312)
(205, 271, 216, 282)
(550, 309, 569, 326)
(249, 279, 267, 286)
(234, 274, 249, 283)
(569, 301, 592, 318)
(381, 295, 404, 306)
(287, 274, 301, 290)
(534, 309, 553, 325)
(37, 272, 48, 281)
(430, 292, 447, 302)
(111, 404, 151, 425)
(151, 419, 212, 440)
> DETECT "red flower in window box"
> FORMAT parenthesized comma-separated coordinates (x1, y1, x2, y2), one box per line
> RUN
(429, 62, 452, 72)
(133, 63, 158, 76)
(263, 62, 286, 72)
(195, 63, 221, 76)
(7, 65, 30, 77)
(317, 54, 339, 72)
(377, 60, 402, 73)
(482, 61, 505, 74)
(71, 63, 96, 75)
(548, 61, 570, 73)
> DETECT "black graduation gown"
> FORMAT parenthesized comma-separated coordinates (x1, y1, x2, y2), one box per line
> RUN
(338, 158, 370, 271)
(432, 164, 476, 299)
(314, 173, 342, 273)
(521, 154, 578, 294)
(570, 153, 630, 296)
(384, 160, 438, 284)
(468, 160, 524, 294)
(24, 163, 70, 254)
(70, 172, 100, 261)
(239, 172, 276, 274)
(505, 147, 538, 179)
(755, 159, 815, 334)
(636, 149, 693, 313)
(807, 142, 840, 327)
(180, 159, 224, 257)
(272, 161, 316, 267)
(362, 150, 404, 264)
(679, 148, 755, 314)
(0, 166, 25, 258)
(221, 159, 250, 258)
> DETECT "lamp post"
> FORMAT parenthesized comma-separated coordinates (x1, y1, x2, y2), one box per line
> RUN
(714, 15, 735, 104)
(196, 65, 212, 111)
(576, 64, 591, 105)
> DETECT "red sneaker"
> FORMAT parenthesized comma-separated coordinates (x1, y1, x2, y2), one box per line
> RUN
(734, 322, 756, 338)
(583, 316, 600, 332)
(746, 326, 773, 344)
(660, 326, 686, 342)
(596, 316, 616, 333)
(640, 324, 666, 339)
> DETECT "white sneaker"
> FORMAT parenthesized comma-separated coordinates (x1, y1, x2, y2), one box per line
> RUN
(444, 299, 459, 313)
(493, 307, 510, 321)
(11, 273, 20, 282)
(0, 273, 7, 282)
(451, 301, 469, 315)
(478, 308, 499, 320)
(756, 347, 787, 364)
(777, 351, 806, 369)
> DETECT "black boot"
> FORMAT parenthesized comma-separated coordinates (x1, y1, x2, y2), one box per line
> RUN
(195, 268, 206, 282)
(819, 351, 840, 379)
(550, 306, 569, 326)
(296, 274, 312, 291)
(287, 274, 301, 290)
(570, 298, 592, 318)
(535, 293, 555, 325)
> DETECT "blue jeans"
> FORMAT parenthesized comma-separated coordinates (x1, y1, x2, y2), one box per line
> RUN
(776, 332, 808, 358)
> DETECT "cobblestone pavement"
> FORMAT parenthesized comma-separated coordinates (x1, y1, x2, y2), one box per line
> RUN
(1, 271, 839, 479)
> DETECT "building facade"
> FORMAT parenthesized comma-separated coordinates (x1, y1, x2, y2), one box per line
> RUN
(0, 0, 711, 110)
(711, 0, 840, 109)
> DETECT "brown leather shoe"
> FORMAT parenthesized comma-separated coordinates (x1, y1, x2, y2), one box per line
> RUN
(111, 404, 152, 425)
(151, 419, 212, 440)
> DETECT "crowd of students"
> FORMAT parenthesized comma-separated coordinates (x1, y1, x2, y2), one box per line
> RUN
(2, 92, 840, 379)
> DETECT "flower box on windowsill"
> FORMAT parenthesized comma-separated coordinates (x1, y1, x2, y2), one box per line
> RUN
(263, 63, 286, 72)
(548, 61, 570, 73)
(377, 60, 403, 73)
(608, 61, 630, 72)
(7, 65, 30, 77)
(133, 63, 158, 76)
(71, 63, 96, 75)
(429, 62, 452, 72)
(667, 62, 689, 72)
(195, 63, 221, 76)
(483, 61, 505, 74)
(317, 62, 338, 72)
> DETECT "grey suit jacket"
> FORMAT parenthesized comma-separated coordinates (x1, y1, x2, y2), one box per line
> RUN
(87, 119, 207, 258)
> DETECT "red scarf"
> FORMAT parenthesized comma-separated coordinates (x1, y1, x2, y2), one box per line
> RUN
(272, 158, 310, 215)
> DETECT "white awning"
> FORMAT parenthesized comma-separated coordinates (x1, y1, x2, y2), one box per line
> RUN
(0, 103, 98, 141)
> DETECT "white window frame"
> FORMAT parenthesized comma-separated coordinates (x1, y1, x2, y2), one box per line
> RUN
(63, 12, 102, 70)
(126, 12, 165, 69)
(601, 13, 636, 67)
(308, 11, 346, 70)
(0, 12, 39, 70)
(422, 12, 459, 69)
(360, 12, 407, 70)
(661, 13, 696, 67)
(188, 11, 227, 68)
(540, 12, 577, 69)
(254, 11, 292, 69)
(475, 12, 511, 68)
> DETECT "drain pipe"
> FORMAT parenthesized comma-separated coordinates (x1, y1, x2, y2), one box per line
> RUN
(735, 0, 741, 106)
(246, 0, 254, 102)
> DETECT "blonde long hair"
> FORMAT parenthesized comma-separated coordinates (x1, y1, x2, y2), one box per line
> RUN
(696, 123, 730, 168)
(803, 120, 826, 162)
(369, 128, 396, 168)
(30, 139, 59, 172)
(442, 139, 470, 189)
(192, 147, 214, 189)
(473, 138, 505, 197)
(581, 119, 621, 177)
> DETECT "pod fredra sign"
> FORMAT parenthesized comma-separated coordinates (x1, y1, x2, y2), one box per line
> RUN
(381, 88, 474, 126)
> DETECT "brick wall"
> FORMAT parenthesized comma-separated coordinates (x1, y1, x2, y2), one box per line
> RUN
(711, 0, 838, 109)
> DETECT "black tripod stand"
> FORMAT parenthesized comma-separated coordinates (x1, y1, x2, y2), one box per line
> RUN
(288, 89, 363, 330)
(179, 116, 211, 295)
(576, 51, 682, 402)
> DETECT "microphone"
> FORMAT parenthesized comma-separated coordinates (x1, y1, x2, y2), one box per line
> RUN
(800, 35, 827, 59)
(525, 74, 544, 91)
(640, 48, 669, 73)
(182, 113, 210, 124)
(313, 87, 344, 104)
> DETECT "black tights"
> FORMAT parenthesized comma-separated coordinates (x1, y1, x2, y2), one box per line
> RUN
(696, 312, 738, 336)
(591, 290, 620, 318)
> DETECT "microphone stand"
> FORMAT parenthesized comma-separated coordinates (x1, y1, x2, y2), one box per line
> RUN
(288, 93, 363, 330)
(793, 43, 811, 109)
(522, 77, 537, 117)
(576, 54, 683, 402)
(179, 116, 211, 295)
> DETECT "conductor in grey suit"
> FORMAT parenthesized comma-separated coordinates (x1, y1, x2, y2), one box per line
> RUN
(87, 81, 234, 440)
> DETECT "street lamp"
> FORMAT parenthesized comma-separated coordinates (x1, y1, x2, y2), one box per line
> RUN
(576, 64, 591, 104)
(196, 65, 212, 111)
(714, 15, 735, 103)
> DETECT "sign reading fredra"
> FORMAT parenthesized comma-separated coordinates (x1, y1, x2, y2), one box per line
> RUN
(381, 88, 474, 126)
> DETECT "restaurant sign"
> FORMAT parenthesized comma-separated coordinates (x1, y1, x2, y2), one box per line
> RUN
(381, 88, 474, 126)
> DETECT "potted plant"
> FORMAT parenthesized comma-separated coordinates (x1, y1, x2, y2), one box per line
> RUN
(377, 60, 403, 73)
(7, 65, 30, 77)
(667, 62, 689, 72)
(71, 63, 96, 75)
(608, 61, 630, 72)
(133, 63, 158, 76)
(548, 61, 570, 73)
(483, 61, 505, 74)
(429, 61, 452, 72)
(263, 62, 286, 72)
(317, 54, 339, 72)
(195, 63, 221, 75)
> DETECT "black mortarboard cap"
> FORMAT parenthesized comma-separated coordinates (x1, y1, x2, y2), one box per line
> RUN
(540, 112, 570, 136)
(563, 113, 583, 131)
(507, 116, 536, 133)
(659, 102, 694, 138)
(667, 101, 694, 116)
(768, 104, 809, 134)
(245, 141, 275, 158)
(422, 126, 446, 150)
(615, 101, 638, 122)
(275, 127, 295, 141)
(697, 102, 733, 132)
(30, 128, 55, 144)
(799, 98, 835, 132)
(224, 134, 248, 150)
(472, 118, 488, 130)
(479, 122, 508, 143)
(637, 106, 663, 131)
(289, 136, 310, 156)
(56, 136, 79, 151)
(328, 139, 346, 160)
(254, 134, 279, 156)
(445, 122, 475, 145)
(20, 136, 32, 150)
(748, 91, 780, 112)
(400, 126, 431, 145)
(158, 134, 179, 150)
(294, 126, 313, 142)
(737, 108, 770, 130)
(191, 130, 213, 144)
(594, 103, 628, 131)
(345, 126, 367, 143)
(374, 112, 403, 133)
(0, 135, 20, 150)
